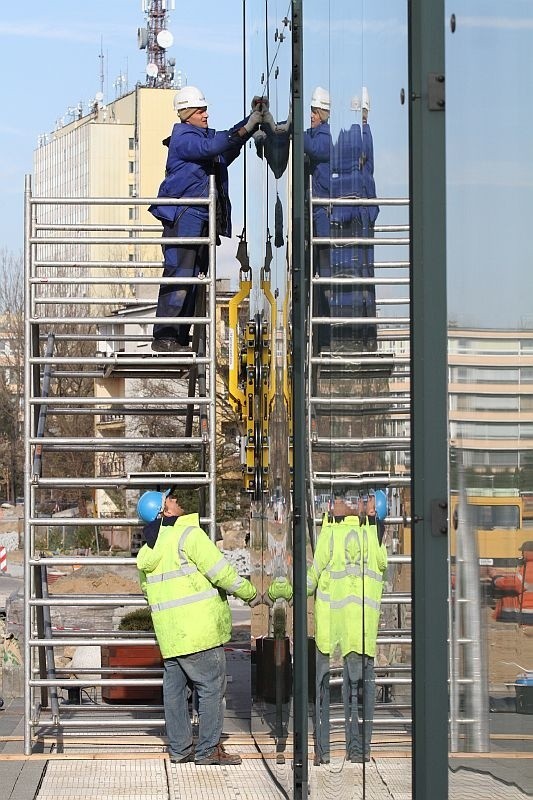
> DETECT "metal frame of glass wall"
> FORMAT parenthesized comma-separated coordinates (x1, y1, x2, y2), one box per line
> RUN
(291, 1, 448, 798)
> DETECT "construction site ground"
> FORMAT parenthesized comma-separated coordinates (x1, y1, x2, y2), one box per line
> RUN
(2, 551, 533, 797)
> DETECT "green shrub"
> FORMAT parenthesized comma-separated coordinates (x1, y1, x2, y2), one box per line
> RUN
(118, 607, 154, 631)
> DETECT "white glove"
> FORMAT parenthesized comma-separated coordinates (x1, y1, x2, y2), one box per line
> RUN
(261, 110, 276, 132)
(243, 110, 263, 134)
(248, 592, 264, 608)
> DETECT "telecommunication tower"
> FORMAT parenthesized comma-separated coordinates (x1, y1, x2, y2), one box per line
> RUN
(138, 0, 176, 88)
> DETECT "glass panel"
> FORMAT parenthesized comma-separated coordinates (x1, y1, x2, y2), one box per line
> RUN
(447, 3, 533, 797)
(302, 0, 411, 793)
(244, 0, 294, 780)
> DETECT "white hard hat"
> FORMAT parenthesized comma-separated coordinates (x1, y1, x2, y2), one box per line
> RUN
(310, 86, 330, 112)
(350, 87, 370, 113)
(173, 85, 208, 113)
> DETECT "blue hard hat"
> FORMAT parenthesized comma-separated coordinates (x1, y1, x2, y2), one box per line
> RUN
(137, 489, 171, 523)
(374, 489, 387, 521)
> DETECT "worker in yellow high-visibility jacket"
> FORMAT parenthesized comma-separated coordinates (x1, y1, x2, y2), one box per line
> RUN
(136, 489, 259, 766)
(307, 495, 387, 763)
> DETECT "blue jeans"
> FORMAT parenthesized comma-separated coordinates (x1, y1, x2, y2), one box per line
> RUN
(314, 648, 330, 762)
(163, 646, 226, 760)
(343, 652, 375, 758)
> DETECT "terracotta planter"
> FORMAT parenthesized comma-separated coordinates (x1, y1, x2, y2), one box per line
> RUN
(101, 644, 163, 703)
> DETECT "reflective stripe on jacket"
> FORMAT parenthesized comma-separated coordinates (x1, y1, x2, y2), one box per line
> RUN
(136, 513, 256, 658)
(307, 514, 387, 658)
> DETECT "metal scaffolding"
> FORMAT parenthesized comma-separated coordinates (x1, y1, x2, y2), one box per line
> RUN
(305, 185, 414, 740)
(23, 175, 218, 753)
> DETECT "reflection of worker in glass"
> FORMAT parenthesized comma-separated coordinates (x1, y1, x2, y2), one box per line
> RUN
(330, 87, 379, 351)
(303, 88, 333, 353)
(148, 87, 262, 353)
(307, 495, 387, 763)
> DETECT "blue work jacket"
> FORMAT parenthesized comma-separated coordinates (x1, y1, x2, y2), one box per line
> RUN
(148, 119, 247, 237)
(304, 122, 333, 237)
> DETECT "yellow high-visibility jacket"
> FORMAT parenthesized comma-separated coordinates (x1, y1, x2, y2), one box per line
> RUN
(137, 513, 256, 658)
(307, 514, 387, 657)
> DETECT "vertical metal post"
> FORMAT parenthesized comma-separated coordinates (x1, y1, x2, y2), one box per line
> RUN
(23, 174, 33, 754)
(409, 1, 448, 797)
(208, 175, 217, 542)
(291, 1, 308, 797)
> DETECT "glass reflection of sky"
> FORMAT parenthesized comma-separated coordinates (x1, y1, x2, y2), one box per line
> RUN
(447, 1, 533, 328)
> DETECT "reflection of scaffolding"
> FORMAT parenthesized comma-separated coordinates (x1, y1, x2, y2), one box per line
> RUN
(449, 471, 490, 752)
(306, 188, 414, 740)
(23, 177, 218, 752)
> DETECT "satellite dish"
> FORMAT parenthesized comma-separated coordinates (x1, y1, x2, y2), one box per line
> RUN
(138, 27, 148, 50)
(95, 92, 104, 103)
(146, 63, 159, 78)
(156, 29, 174, 49)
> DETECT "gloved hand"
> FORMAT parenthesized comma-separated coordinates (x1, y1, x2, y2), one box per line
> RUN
(261, 110, 276, 132)
(248, 592, 263, 608)
(268, 577, 293, 603)
(243, 109, 263, 134)
(273, 107, 292, 133)
(251, 95, 268, 113)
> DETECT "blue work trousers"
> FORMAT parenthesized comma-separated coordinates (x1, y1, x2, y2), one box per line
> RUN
(154, 221, 209, 345)
(163, 645, 226, 761)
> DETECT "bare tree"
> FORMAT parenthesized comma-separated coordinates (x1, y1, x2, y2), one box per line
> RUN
(0, 249, 24, 500)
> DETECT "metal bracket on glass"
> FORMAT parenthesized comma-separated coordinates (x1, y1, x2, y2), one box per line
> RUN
(431, 499, 448, 536)
(427, 73, 445, 111)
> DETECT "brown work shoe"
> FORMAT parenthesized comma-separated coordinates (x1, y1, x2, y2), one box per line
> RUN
(195, 743, 242, 766)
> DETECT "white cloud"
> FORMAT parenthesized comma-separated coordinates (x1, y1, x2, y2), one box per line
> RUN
(0, 20, 128, 44)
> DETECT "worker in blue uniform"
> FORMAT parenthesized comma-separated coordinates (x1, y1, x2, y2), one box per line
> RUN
(148, 87, 262, 352)
(329, 87, 379, 352)
(303, 87, 333, 353)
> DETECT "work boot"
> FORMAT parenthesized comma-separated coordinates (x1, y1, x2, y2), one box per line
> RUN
(169, 750, 195, 764)
(151, 338, 175, 352)
(195, 743, 242, 766)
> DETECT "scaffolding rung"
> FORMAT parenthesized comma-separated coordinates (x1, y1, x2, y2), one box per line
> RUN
(313, 236, 409, 247)
(29, 597, 146, 607)
(311, 197, 409, 207)
(30, 195, 209, 206)
(30, 356, 205, 366)
(33, 475, 210, 487)
(29, 315, 210, 325)
(29, 638, 159, 647)
(30, 397, 209, 405)
(31, 276, 208, 285)
(30, 236, 210, 246)
(311, 276, 409, 286)
(311, 396, 410, 406)
(30, 436, 204, 446)
(31, 718, 166, 728)
(313, 437, 410, 447)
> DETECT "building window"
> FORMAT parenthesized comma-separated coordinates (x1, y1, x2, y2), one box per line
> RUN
(128, 161, 135, 174)
(128, 137, 135, 150)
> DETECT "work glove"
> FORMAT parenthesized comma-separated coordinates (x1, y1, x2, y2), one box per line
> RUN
(248, 592, 264, 608)
(243, 110, 263, 134)
(251, 95, 268, 113)
(267, 576, 293, 603)
(261, 110, 276, 133)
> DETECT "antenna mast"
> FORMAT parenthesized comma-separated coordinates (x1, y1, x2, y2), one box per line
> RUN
(138, 0, 176, 88)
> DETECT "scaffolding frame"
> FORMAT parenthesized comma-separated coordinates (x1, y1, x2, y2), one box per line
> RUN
(23, 176, 218, 753)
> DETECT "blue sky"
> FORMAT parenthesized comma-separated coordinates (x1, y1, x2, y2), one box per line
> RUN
(2, 1, 533, 329)
(0, 0, 245, 254)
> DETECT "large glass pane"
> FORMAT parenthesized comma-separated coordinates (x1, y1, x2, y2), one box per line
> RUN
(447, 3, 533, 797)
(302, 0, 411, 794)
(243, 0, 295, 773)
